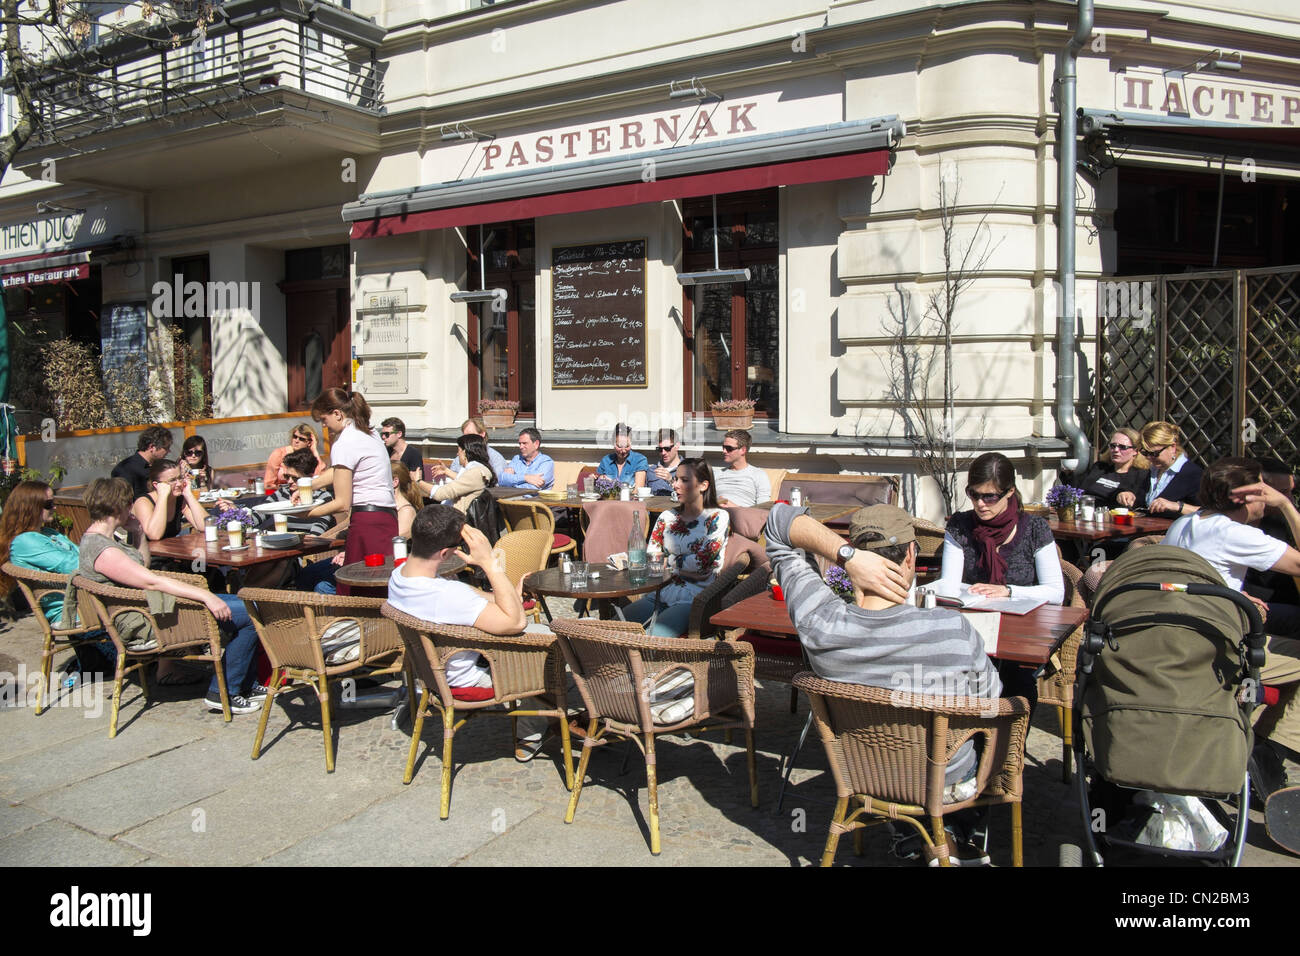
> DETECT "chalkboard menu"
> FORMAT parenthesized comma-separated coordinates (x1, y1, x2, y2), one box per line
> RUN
(551, 239, 647, 388)
(101, 302, 148, 371)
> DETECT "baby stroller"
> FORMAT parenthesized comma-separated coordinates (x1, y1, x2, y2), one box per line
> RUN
(1072, 544, 1266, 866)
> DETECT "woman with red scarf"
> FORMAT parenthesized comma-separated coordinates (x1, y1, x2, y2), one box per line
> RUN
(937, 452, 1065, 606)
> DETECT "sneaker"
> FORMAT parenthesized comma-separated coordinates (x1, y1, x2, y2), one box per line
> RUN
(206, 694, 261, 715)
(246, 682, 274, 704)
(515, 729, 555, 762)
(928, 838, 992, 867)
(1251, 740, 1290, 806)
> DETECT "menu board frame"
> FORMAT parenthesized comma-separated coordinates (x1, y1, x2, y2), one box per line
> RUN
(550, 238, 648, 390)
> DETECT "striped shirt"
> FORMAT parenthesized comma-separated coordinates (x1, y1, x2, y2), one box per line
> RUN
(765, 503, 1001, 784)
(262, 485, 337, 537)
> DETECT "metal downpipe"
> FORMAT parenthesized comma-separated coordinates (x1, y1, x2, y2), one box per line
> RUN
(1056, 0, 1094, 471)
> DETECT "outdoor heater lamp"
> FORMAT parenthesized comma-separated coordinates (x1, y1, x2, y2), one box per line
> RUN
(676, 194, 751, 285)
(450, 289, 506, 303)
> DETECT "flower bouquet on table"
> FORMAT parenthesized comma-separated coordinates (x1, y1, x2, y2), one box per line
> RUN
(1045, 484, 1085, 521)
(593, 474, 620, 500)
(221, 506, 260, 535)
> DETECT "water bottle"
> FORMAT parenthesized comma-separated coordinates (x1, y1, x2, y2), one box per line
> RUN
(627, 511, 647, 584)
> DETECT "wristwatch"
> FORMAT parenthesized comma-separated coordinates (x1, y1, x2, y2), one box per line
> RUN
(836, 544, 856, 566)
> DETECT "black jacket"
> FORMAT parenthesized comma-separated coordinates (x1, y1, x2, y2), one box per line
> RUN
(1145, 457, 1203, 507)
(1071, 461, 1148, 507)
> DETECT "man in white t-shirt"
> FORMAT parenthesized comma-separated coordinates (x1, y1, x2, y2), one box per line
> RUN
(714, 429, 771, 507)
(387, 505, 556, 760)
(1165, 457, 1300, 797)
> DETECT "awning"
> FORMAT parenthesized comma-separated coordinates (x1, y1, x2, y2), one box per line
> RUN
(345, 117, 904, 239)
(1079, 109, 1300, 168)
(0, 249, 92, 289)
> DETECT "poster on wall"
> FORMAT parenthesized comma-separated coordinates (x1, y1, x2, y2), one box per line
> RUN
(551, 239, 647, 388)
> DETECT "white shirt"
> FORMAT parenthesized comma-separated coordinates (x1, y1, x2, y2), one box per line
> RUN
(714, 464, 771, 507)
(329, 423, 396, 507)
(1165, 511, 1287, 592)
(387, 566, 487, 686)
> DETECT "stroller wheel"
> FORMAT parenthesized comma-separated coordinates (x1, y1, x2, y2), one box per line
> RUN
(1059, 843, 1084, 867)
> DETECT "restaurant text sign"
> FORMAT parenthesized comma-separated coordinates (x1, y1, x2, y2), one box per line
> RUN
(1, 263, 89, 288)
(0, 212, 85, 256)
(1115, 68, 1300, 127)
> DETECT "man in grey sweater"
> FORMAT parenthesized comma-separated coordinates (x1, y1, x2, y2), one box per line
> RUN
(764, 502, 1001, 788)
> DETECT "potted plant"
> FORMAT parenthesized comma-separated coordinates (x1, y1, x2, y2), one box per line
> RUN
(477, 398, 519, 429)
(709, 397, 755, 430)
(1045, 484, 1084, 522)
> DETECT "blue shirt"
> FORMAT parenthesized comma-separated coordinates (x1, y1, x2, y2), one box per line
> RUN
(9, 530, 79, 624)
(597, 451, 649, 485)
(499, 452, 555, 490)
(646, 457, 682, 495)
(450, 444, 507, 481)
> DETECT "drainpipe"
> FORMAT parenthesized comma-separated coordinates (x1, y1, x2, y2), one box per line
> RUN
(1055, 0, 1094, 472)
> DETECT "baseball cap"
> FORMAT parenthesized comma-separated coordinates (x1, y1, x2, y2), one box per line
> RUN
(848, 505, 917, 551)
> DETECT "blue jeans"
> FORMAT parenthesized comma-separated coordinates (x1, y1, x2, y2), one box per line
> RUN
(209, 593, 260, 699)
(295, 558, 338, 595)
(623, 595, 693, 638)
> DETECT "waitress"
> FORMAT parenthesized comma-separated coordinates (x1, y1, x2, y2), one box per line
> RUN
(303, 388, 396, 594)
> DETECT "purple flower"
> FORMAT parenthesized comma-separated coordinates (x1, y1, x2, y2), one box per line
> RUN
(1045, 485, 1085, 508)
(825, 565, 853, 599)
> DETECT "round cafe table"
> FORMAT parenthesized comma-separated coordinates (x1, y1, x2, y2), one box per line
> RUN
(523, 565, 665, 623)
(334, 553, 466, 590)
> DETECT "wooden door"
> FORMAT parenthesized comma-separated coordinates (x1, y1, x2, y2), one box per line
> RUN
(286, 286, 349, 410)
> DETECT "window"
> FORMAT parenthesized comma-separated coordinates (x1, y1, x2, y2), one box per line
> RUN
(170, 254, 213, 418)
(681, 189, 779, 415)
(466, 220, 536, 415)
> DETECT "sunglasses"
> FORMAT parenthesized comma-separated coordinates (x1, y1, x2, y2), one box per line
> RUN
(657, 445, 675, 453)
(291, 435, 309, 443)
(184, 449, 204, 457)
(380, 431, 394, 438)
(967, 488, 1009, 505)
(1142, 444, 1170, 456)
(43, 499, 53, 509)
(721, 444, 740, 453)
(1108, 443, 1133, 451)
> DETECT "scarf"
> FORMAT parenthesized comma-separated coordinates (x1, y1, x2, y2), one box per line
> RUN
(971, 494, 1021, 586)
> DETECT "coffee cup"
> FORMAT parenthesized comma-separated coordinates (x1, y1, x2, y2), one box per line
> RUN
(226, 521, 244, 549)
(297, 477, 314, 506)
(273, 513, 289, 533)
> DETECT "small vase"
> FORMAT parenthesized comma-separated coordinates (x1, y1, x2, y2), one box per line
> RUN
(1057, 505, 1076, 522)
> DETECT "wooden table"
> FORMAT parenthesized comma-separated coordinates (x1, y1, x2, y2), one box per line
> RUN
(709, 590, 1087, 666)
(335, 554, 466, 589)
(524, 565, 665, 622)
(491, 488, 857, 526)
(148, 532, 342, 568)
(1048, 513, 1172, 564)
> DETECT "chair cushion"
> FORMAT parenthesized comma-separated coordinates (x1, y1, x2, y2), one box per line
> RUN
(451, 685, 495, 701)
(552, 533, 574, 549)
(320, 620, 362, 665)
(523, 599, 537, 610)
(650, 669, 695, 724)
(737, 632, 802, 658)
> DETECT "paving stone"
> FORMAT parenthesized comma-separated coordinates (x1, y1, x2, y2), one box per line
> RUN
(0, 801, 50, 840)
(0, 819, 147, 866)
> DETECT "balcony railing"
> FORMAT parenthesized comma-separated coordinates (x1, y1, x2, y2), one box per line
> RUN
(25, 0, 384, 143)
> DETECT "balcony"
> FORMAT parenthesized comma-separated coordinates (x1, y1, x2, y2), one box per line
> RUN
(13, 0, 386, 189)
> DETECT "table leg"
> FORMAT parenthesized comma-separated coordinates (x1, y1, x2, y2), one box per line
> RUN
(535, 595, 554, 623)
(775, 709, 814, 813)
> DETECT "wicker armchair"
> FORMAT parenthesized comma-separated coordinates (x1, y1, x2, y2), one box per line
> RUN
(498, 498, 576, 561)
(4, 564, 106, 715)
(550, 617, 757, 855)
(238, 588, 408, 773)
(686, 552, 751, 640)
(1036, 558, 1087, 782)
(495, 529, 553, 624)
(72, 572, 230, 737)
(794, 672, 1031, 867)
(379, 602, 573, 819)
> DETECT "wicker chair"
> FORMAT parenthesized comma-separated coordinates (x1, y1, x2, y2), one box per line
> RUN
(1036, 558, 1087, 782)
(51, 497, 93, 545)
(379, 602, 573, 819)
(72, 572, 231, 737)
(3, 563, 106, 715)
(550, 617, 757, 855)
(685, 552, 751, 640)
(498, 498, 576, 561)
(912, 516, 946, 578)
(495, 529, 553, 624)
(238, 588, 408, 772)
(794, 672, 1031, 867)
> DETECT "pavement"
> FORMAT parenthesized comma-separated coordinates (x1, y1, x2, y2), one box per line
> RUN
(1, 607, 1297, 868)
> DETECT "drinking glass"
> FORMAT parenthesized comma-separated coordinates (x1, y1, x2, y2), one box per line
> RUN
(1080, 494, 1096, 522)
(648, 553, 665, 578)
(567, 484, 578, 500)
(570, 561, 589, 590)
(583, 477, 595, 495)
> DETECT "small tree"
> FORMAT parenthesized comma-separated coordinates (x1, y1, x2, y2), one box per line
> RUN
(881, 170, 1001, 516)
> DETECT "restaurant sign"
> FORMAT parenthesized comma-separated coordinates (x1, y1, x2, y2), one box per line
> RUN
(1, 263, 89, 288)
(1115, 68, 1300, 128)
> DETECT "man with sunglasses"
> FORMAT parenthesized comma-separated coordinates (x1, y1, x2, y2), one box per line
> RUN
(647, 428, 682, 495)
(714, 429, 771, 507)
(381, 418, 424, 475)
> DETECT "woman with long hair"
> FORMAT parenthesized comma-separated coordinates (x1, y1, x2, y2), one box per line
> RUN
(937, 452, 1064, 605)
(302, 388, 396, 589)
(423, 433, 497, 513)
(1071, 426, 1149, 508)
(263, 423, 323, 492)
(1140, 420, 1204, 516)
(0, 481, 79, 624)
(181, 435, 214, 491)
(623, 458, 730, 637)
(390, 463, 424, 538)
(132, 458, 208, 542)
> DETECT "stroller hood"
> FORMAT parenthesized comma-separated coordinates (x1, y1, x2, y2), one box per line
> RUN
(1083, 544, 1252, 798)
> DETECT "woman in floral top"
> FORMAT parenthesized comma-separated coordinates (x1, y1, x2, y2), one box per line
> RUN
(624, 458, 730, 637)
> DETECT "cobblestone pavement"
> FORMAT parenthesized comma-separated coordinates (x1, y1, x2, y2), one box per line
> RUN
(1, 607, 1296, 867)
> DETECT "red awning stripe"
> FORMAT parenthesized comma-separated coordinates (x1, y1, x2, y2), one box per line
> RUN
(0, 248, 92, 274)
(350, 150, 889, 240)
